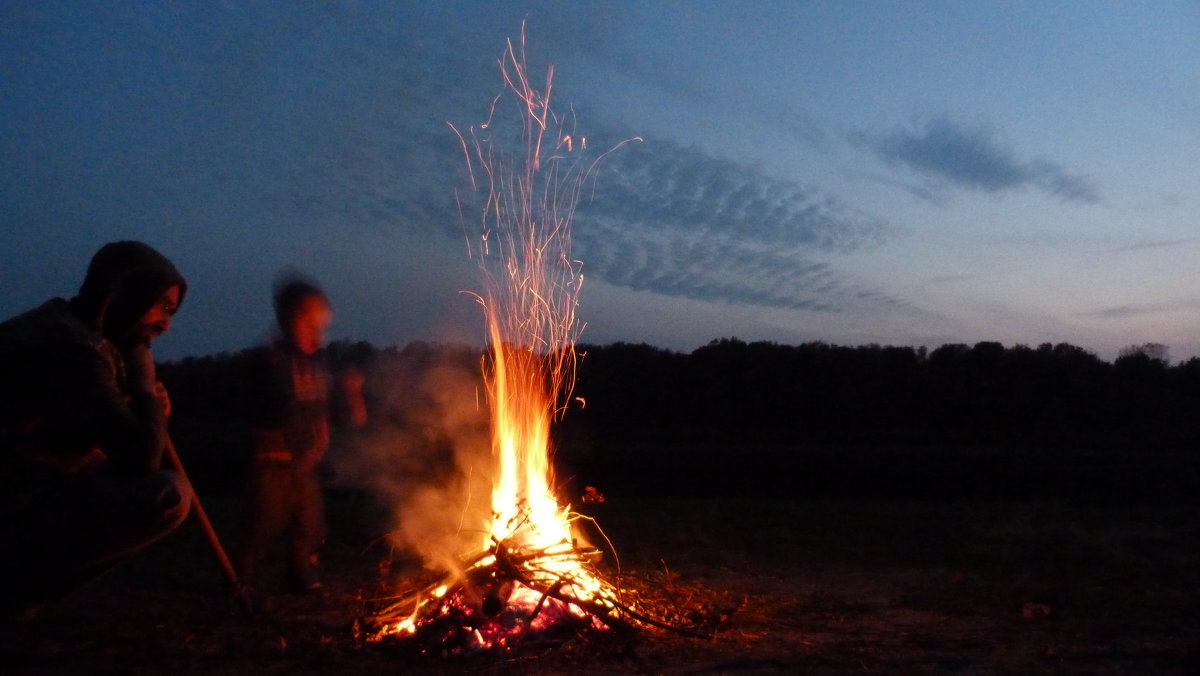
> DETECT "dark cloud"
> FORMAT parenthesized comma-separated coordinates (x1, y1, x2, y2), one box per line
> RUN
(862, 117, 1100, 204)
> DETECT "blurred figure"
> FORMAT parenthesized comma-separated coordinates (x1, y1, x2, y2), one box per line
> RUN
(0, 241, 192, 622)
(238, 276, 365, 595)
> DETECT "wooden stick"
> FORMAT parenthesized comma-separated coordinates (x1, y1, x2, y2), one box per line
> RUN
(524, 578, 564, 629)
(162, 436, 251, 613)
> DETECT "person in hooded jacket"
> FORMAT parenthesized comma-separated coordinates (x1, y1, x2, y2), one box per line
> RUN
(0, 240, 192, 622)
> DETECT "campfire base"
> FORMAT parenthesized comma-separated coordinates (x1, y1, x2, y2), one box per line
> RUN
(356, 538, 735, 656)
(361, 582, 613, 657)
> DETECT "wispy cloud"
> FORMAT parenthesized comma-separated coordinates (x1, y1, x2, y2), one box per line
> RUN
(859, 117, 1101, 204)
(1102, 238, 1194, 254)
(311, 117, 901, 315)
(922, 274, 975, 287)
(114, 1, 902, 319)
(557, 7, 830, 152)
(590, 138, 886, 253)
(562, 136, 899, 312)
(1079, 298, 1200, 319)
(1081, 304, 1163, 319)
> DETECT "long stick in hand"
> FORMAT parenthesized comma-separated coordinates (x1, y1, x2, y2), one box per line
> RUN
(162, 435, 251, 613)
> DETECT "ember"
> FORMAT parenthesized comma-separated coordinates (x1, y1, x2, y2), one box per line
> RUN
(358, 25, 725, 655)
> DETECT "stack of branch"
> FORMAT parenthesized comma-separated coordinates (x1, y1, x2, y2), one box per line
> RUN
(357, 536, 732, 653)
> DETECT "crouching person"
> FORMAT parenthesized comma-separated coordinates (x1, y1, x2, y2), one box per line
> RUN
(0, 241, 192, 622)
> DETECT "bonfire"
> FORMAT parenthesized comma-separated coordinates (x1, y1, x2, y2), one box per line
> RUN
(356, 27, 727, 655)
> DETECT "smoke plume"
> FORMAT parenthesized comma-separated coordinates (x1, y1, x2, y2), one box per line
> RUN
(328, 344, 495, 574)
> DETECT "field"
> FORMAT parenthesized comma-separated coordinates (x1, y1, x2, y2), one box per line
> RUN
(2, 461, 1198, 674)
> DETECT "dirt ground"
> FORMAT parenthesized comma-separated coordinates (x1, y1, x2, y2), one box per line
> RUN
(2, 494, 1198, 674)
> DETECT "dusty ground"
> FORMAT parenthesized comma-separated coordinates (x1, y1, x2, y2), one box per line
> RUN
(2, 494, 1198, 674)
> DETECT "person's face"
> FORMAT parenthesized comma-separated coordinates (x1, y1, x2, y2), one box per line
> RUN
(130, 285, 181, 345)
(289, 294, 332, 355)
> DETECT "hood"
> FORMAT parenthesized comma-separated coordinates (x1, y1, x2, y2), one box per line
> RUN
(72, 241, 187, 344)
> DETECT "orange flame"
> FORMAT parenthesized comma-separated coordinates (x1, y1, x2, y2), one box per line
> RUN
(469, 24, 586, 560)
(455, 22, 637, 573)
(372, 25, 642, 648)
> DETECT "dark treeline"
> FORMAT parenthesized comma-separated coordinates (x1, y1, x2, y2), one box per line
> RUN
(560, 339, 1200, 502)
(158, 338, 1200, 502)
(565, 338, 1200, 450)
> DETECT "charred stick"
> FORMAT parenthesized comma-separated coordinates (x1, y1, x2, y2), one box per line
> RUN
(373, 582, 450, 620)
(372, 546, 500, 619)
(524, 578, 564, 629)
(538, 577, 719, 640)
(657, 558, 685, 610)
(593, 595, 717, 640)
(481, 544, 632, 634)
(486, 541, 709, 638)
(512, 575, 637, 637)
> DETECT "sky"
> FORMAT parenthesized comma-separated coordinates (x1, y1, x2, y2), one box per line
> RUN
(2, 1, 1199, 362)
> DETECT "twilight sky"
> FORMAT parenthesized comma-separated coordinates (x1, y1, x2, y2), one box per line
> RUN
(3, 1, 1199, 361)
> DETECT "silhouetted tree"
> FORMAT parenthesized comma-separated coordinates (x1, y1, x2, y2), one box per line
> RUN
(158, 337, 1200, 500)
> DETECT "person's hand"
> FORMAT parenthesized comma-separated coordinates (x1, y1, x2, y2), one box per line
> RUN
(154, 380, 172, 418)
(295, 419, 330, 472)
(123, 343, 157, 394)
